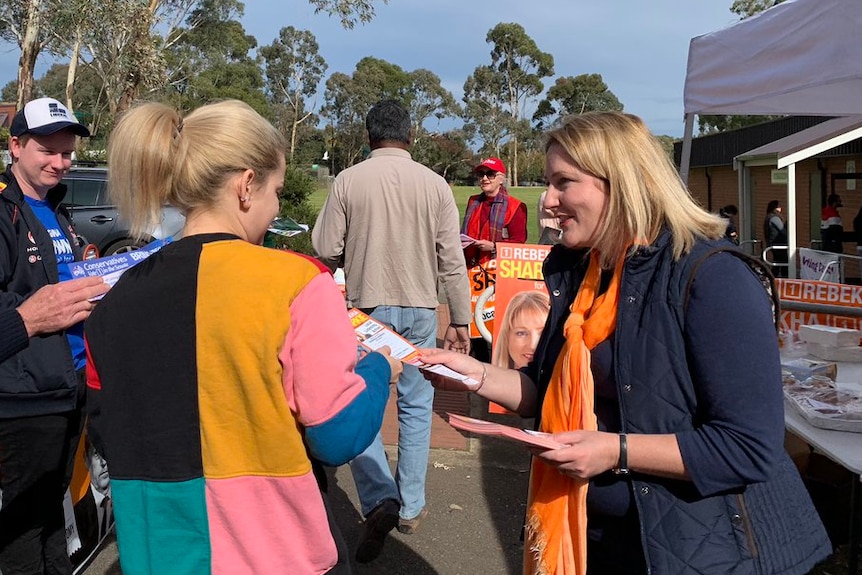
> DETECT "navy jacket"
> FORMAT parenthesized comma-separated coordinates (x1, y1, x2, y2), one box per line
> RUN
(527, 231, 831, 574)
(0, 167, 83, 417)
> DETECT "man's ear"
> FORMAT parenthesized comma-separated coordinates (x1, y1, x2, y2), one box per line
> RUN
(8, 136, 22, 161)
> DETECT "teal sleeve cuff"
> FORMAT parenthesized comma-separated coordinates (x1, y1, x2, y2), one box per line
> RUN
(304, 352, 392, 466)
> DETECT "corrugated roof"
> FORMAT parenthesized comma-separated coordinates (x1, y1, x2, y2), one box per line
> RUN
(673, 116, 833, 168)
(736, 116, 862, 164)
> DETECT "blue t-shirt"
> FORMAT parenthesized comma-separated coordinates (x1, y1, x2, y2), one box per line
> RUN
(25, 196, 85, 370)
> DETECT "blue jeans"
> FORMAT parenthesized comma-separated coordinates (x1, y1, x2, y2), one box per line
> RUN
(350, 306, 437, 521)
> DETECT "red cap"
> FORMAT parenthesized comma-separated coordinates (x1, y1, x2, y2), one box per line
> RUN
(473, 157, 506, 174)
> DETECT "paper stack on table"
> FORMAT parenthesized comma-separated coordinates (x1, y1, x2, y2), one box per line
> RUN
(799, 325, 862, 363)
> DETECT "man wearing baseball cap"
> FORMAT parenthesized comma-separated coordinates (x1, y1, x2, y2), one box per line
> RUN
(0, 97, 108, 574)
(461, 157, 527, 268)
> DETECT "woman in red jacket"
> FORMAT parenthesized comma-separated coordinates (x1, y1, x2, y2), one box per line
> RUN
(461, 157, 527, 267)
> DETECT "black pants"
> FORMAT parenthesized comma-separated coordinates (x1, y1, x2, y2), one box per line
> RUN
(0, 403, 84, 575)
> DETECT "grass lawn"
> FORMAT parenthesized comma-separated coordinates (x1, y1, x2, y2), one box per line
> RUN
(309, 185, 545, 245)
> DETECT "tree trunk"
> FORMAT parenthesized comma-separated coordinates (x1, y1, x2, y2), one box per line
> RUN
(18, 0, 43, 109)
(66, 34, 81, 112)
(116, 0, 159, 115)
(289, 109, 298, 165)
(512, 134, 519, 188)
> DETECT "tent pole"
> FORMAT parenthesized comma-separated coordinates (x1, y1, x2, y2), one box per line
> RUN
(788, 163, 797, 279)
(680, 114, 695, 185)
(735, 160, 749, 247)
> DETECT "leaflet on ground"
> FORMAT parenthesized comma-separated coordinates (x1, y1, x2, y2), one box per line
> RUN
(64, 238, 173, 299)
(348, 308, 480, 387)
(445, 413, 565, 451)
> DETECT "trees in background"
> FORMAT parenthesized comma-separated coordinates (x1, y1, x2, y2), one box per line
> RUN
(533, 74, 623, 130)
(307, 0, 388, 29)
(320, 57, 459, 172)
(158, 0, 266, 119)
(462, 65, 509, 161)
(261, 26, 327, 164)
(0, 8, 653, 185)
(729, 0, 783, 17)
(462, 23, 553, 186)
(0, 0, 52, 107)
(2, 0, 386, 119)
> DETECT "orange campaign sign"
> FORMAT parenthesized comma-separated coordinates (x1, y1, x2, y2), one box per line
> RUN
(776, 278, 862, 333)
(494, 244, 552, 318)
(468, 261, 496, 339)
(489, 243, 552, 414)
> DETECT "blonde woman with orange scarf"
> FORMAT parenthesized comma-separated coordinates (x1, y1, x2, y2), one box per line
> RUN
(421, 112, 830, 575)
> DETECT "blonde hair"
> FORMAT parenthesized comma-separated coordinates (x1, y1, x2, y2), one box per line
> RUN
(493, 290, 550, 369)
(544, 112, 727, 269)
(107, 100, 286, 239)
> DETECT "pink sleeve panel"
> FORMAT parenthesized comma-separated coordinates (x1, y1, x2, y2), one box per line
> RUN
(279, 272, 367, 427)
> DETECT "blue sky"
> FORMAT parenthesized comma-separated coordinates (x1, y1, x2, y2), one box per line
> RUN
(0, 0, 738, 137)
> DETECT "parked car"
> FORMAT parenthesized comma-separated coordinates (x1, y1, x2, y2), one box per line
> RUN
(60, 167, 185, 256)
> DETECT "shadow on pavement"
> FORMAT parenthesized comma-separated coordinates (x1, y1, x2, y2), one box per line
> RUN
(324, 425, 532, 575)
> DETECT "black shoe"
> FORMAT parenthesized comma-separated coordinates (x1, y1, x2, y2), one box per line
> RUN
(355, 498, 400, 564)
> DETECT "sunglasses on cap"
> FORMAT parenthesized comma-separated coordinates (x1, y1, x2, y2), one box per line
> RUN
(476, 170, 500, 179)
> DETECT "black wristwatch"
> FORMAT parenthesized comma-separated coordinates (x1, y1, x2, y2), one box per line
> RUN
(612, 433, 630, 476)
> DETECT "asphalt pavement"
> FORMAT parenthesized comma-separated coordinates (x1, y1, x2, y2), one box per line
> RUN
(82, 413, 534, 575)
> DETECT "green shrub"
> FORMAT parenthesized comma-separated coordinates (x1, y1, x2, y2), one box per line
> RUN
(282, 165, 316, 207)
(272, 201, 317, 255)
(271, 166, 318, 255)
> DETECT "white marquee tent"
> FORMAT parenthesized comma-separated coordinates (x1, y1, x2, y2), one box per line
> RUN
(680, 0, 862, 277)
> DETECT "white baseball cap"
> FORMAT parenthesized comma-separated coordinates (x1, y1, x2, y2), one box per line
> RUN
(10, 97, 90, 138)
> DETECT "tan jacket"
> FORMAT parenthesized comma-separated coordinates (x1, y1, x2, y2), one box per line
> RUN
(312, 148, 471, 324)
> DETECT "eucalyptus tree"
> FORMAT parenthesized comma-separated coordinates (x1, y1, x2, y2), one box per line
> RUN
(0, 0, 51, 107)
(405, 68, 459, 167)
(158, 0, 268, 116)
(321, 71, 368, 171)
(320, 57, 460, 173)
(260, 26, 327, 164)
(533, 74, 623, 130)
(419, 129, 472, 182)
(29, 63, 105, 131)
(463, 23, 553, 185)
(730, 0, 783, 17)
(308, 0, 388, 29)
(462, 65, 509, 160)
(321, 57, 411, 169)
(3, 0, 389, 120)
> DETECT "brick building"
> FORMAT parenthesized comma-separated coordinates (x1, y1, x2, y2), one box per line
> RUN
(0, 102, 15, 131)
(674, 116, 862, 259)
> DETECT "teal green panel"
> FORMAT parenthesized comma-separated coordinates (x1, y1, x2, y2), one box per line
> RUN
(111, 478, 211, 575)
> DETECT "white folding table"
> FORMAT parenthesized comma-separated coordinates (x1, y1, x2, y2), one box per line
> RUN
(784, 361, 862, 573)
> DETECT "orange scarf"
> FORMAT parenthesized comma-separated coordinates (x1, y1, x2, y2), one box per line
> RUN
(524, 251, 623, 575)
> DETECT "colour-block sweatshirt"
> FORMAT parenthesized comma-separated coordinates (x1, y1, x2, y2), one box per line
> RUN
(85, 234, 391, 575)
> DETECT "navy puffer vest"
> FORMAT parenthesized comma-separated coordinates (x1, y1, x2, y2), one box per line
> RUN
(530, 231, 830, 574)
